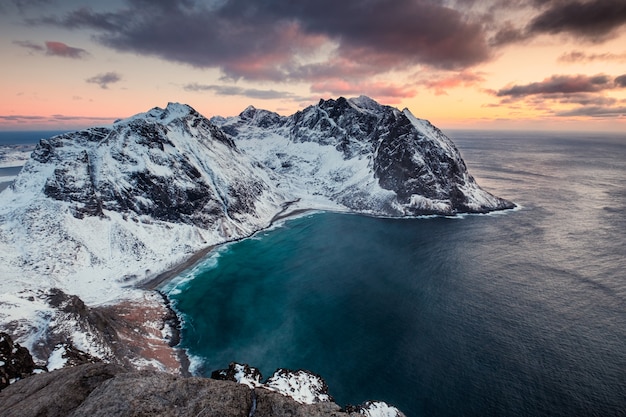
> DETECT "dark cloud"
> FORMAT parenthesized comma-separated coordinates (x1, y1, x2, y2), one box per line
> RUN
(13, 40, 88, 58)
(183, 83, 306, 100)
(493, 72, 626, 119)
(489, 0, 626, 46)
(558, 50, 626, 63)
(496, 74, 618, 97)
(13, 40, 45, 52)
(32, 0, 492, 83)
(10, 0, 52, 12)
(556, 106, 626, 117)
(615, 74, 626, 87)
(529, 0, 626, 42)
(86, 72, 122, 89)
(490, 22, 529, 46)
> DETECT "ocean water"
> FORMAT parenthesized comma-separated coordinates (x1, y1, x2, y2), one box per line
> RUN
(0, 130, 67, 146)
(165, 130, 626, 417)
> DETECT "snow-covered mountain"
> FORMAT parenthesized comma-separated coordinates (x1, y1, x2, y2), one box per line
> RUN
(0, 103, 287, 370)
(0, 96, 513, 375)
(215, 95, 514, 215)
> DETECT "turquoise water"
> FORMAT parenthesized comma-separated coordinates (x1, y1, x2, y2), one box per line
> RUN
(163, 131, 626, 417)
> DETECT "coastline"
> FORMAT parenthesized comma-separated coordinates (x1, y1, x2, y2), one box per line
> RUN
(140, 244, 217, 291)
(142, 200, 311, 292)
(137, 203, 316, 377)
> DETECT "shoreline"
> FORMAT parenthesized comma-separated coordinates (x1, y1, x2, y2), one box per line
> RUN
(137, 203, 315, 377)
(141, 200, 309, 292)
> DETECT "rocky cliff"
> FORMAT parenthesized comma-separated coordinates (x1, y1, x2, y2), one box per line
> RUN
(0, 358, 405, 417)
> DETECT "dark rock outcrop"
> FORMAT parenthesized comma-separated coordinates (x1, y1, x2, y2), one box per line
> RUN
(0, 333, 41, 390)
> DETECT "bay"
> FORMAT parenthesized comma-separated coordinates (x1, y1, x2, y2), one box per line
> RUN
(163, 130, 626, 417)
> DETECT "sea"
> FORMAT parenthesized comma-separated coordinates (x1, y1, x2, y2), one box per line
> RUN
(161, 130, 626, 417)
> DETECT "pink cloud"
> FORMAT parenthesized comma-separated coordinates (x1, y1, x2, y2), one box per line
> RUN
(45, 41, 88, 58)
(421, 71, 486, 95)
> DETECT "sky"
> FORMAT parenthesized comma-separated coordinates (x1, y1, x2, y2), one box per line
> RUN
(1, 0, 626, 132)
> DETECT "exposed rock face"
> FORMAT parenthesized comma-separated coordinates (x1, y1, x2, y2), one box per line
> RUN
(0, 333, 40, 390)
(0, 363, 406, 417)
(216, 95, 515, 215)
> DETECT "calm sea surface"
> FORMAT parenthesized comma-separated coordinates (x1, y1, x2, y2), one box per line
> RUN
(162, 130, 624, 416)
(0, 130, 66, 146)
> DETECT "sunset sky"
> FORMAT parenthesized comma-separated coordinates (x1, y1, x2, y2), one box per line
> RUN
(1, 0, 626, 131)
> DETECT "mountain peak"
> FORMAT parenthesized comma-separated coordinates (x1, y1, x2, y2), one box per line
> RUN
(347, 95, 382, 112)
(115, 102, 196, 127)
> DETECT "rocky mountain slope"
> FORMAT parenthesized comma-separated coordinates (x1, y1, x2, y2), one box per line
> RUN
(215, 95, 514, 215)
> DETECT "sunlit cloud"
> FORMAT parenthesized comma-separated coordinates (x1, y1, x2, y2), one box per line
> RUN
(419, 71, 486, 96)
(310, 80, 417, 104)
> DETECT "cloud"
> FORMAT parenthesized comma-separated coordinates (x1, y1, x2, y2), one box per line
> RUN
(9, 0, 51, 12)
(496, 74, 620, 97)
(0, 114, 117, 125)
(183, 83, 307, 100)
(32, 0, 492, 85)
(419, 71, 486, 95)
(615, 74, 626, 87)
(558, 50, 626, 63)
(489, 0, 626, 46)
(86, 72, 122, 89)
(13, 40, 88, 58)
(555, 106, 626, 117)
(528, 0, 626, 42)
(13, 40, 45, 53)
(493, 73, 626, 119)
(309, 80, 417, 104)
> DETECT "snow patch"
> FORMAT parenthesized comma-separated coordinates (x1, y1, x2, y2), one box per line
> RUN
(265, 368, 331, 404)
(359, 401, 404, 417)
(47, 344, 67, 371)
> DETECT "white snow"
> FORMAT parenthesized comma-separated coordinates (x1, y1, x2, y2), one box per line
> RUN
(47, 344, 67, 371)
(232, 363, 263, 388)
(265, 369, 331, 404)
(359, 401, 404, 417)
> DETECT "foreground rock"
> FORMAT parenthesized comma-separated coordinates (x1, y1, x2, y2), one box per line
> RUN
(0, 363, 406, 417)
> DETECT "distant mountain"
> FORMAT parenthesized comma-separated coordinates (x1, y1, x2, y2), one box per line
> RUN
(0, 97, 514, 376)
(215, 95, 514, 216)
